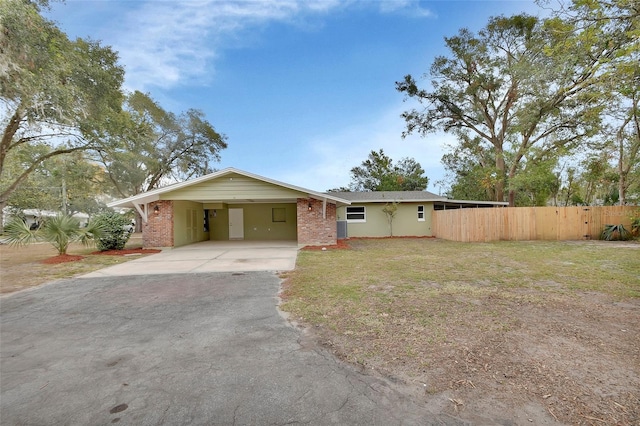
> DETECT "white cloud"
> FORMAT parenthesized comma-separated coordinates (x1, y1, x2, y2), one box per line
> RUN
(378, 0, 433, 18)
(106, 0, 431, 91)
(276, 102, 453, 194)
(111, 0, 349, 91)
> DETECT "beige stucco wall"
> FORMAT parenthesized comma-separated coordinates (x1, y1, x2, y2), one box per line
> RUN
(337, 202, 433, 237)
(173, 200, 206, 247)
(205, 203, 297, 241)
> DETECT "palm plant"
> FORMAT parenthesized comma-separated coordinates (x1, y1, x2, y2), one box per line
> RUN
(600, 224, 631, 241)
(3, 215, 104, 255)
(631, 217, 640, 237)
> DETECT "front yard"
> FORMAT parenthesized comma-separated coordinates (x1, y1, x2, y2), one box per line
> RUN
(0, 234, 154, 294)
(280, 238, 640, 425)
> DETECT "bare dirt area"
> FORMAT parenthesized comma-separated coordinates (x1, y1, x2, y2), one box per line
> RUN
(327, 291, 639, 425)
(281, 238, 640, 425)
(0, 234, 157, 294)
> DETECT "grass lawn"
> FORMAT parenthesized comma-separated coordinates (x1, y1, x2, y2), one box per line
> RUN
(281, 238, 640, 425)
(0, 234, 153, 294)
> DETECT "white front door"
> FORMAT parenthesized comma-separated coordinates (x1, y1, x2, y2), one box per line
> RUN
(228, 208, 244, 240)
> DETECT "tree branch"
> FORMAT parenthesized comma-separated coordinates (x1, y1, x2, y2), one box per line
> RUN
(1, 146, 97, 205)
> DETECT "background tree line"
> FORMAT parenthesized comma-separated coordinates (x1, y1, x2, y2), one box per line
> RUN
(2, 0, 638, 217)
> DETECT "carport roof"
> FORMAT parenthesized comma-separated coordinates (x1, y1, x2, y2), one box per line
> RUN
(107, 167, 351, 208)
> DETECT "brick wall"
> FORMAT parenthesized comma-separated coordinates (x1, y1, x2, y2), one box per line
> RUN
(143, 200, 174, 248)
(297, 198, 337, 246)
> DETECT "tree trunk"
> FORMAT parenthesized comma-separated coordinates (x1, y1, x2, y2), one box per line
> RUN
(61, 178, 68, 214)
(618, 169, 626, 206)
(0, 109, 23, 177)
(618, 129, 626, 206)
(507, 165, 518, 207)
(135, 210, 143, 233)
(508, 189, 516, 207)
(0, 200, 6, 225)
(494, 148, 506, 203)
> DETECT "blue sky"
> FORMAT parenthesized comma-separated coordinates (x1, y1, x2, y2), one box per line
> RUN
(45, 0, 540, 194)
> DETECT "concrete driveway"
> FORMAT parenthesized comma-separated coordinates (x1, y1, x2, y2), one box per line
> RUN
(0, 272, 464, 425)
(83, 240, 299, 277)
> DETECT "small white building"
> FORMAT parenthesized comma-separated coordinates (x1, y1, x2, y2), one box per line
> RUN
(2, 208, 90, 229)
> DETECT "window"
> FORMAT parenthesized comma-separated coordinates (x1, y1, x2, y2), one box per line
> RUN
(346, 206, 366, 222)
(272, 207, 286, 223)
(417, 205, 425, 221)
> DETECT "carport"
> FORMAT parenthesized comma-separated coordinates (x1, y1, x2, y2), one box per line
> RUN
(107, 168, 350, 249)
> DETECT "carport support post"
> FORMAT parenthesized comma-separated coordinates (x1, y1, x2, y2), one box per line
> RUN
(296, 198, 337, 247)
(143, 200, 174, 248)
(133, 203, 148, 223)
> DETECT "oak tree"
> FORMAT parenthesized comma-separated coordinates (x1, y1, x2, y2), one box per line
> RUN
(397, 13, 610, 206)
(97, 91, 228, 198)
(0, 0, 125, 210)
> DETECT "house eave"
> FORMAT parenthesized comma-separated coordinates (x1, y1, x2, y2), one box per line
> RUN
(106, 168, 351, 208)
(346, 198, 446, 203)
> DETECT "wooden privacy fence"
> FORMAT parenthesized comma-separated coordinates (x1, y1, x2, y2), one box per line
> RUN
(432, 206, 639, 242)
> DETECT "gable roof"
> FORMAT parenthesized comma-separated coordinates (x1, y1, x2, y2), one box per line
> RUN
(107, 168, 351, 208)
(328, 190, 446, 203)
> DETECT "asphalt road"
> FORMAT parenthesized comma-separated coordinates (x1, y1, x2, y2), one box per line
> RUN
(0, 272, 465, 425)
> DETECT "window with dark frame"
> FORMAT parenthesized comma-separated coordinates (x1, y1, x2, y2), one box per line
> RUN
(346, 206, 366, 222)
(272, 207, 286, 223)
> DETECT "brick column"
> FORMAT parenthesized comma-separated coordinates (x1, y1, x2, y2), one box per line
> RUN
(143, 200, 174, 248)
(297, 198, 337, 246)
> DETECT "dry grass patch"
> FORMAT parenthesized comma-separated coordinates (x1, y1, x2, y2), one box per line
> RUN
(0, 234, 152, 294)
(281, 238, 640, 425)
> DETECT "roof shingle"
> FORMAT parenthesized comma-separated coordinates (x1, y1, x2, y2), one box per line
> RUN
(327, 191, 446, 202)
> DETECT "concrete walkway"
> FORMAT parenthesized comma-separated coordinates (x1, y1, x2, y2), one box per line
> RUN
(82, 240, 299, 277)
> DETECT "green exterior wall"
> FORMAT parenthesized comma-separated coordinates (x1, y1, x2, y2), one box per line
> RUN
(173, 200, 206, 247)
(207, 205, 229, 241)
(337, 202, 434, 237)
(205, 203, 297, 241)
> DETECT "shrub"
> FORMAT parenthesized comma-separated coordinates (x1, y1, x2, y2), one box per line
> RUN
(95, 211, 132, 251)
(600, 224, 631, 241)
(631, 216, 640, 238)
